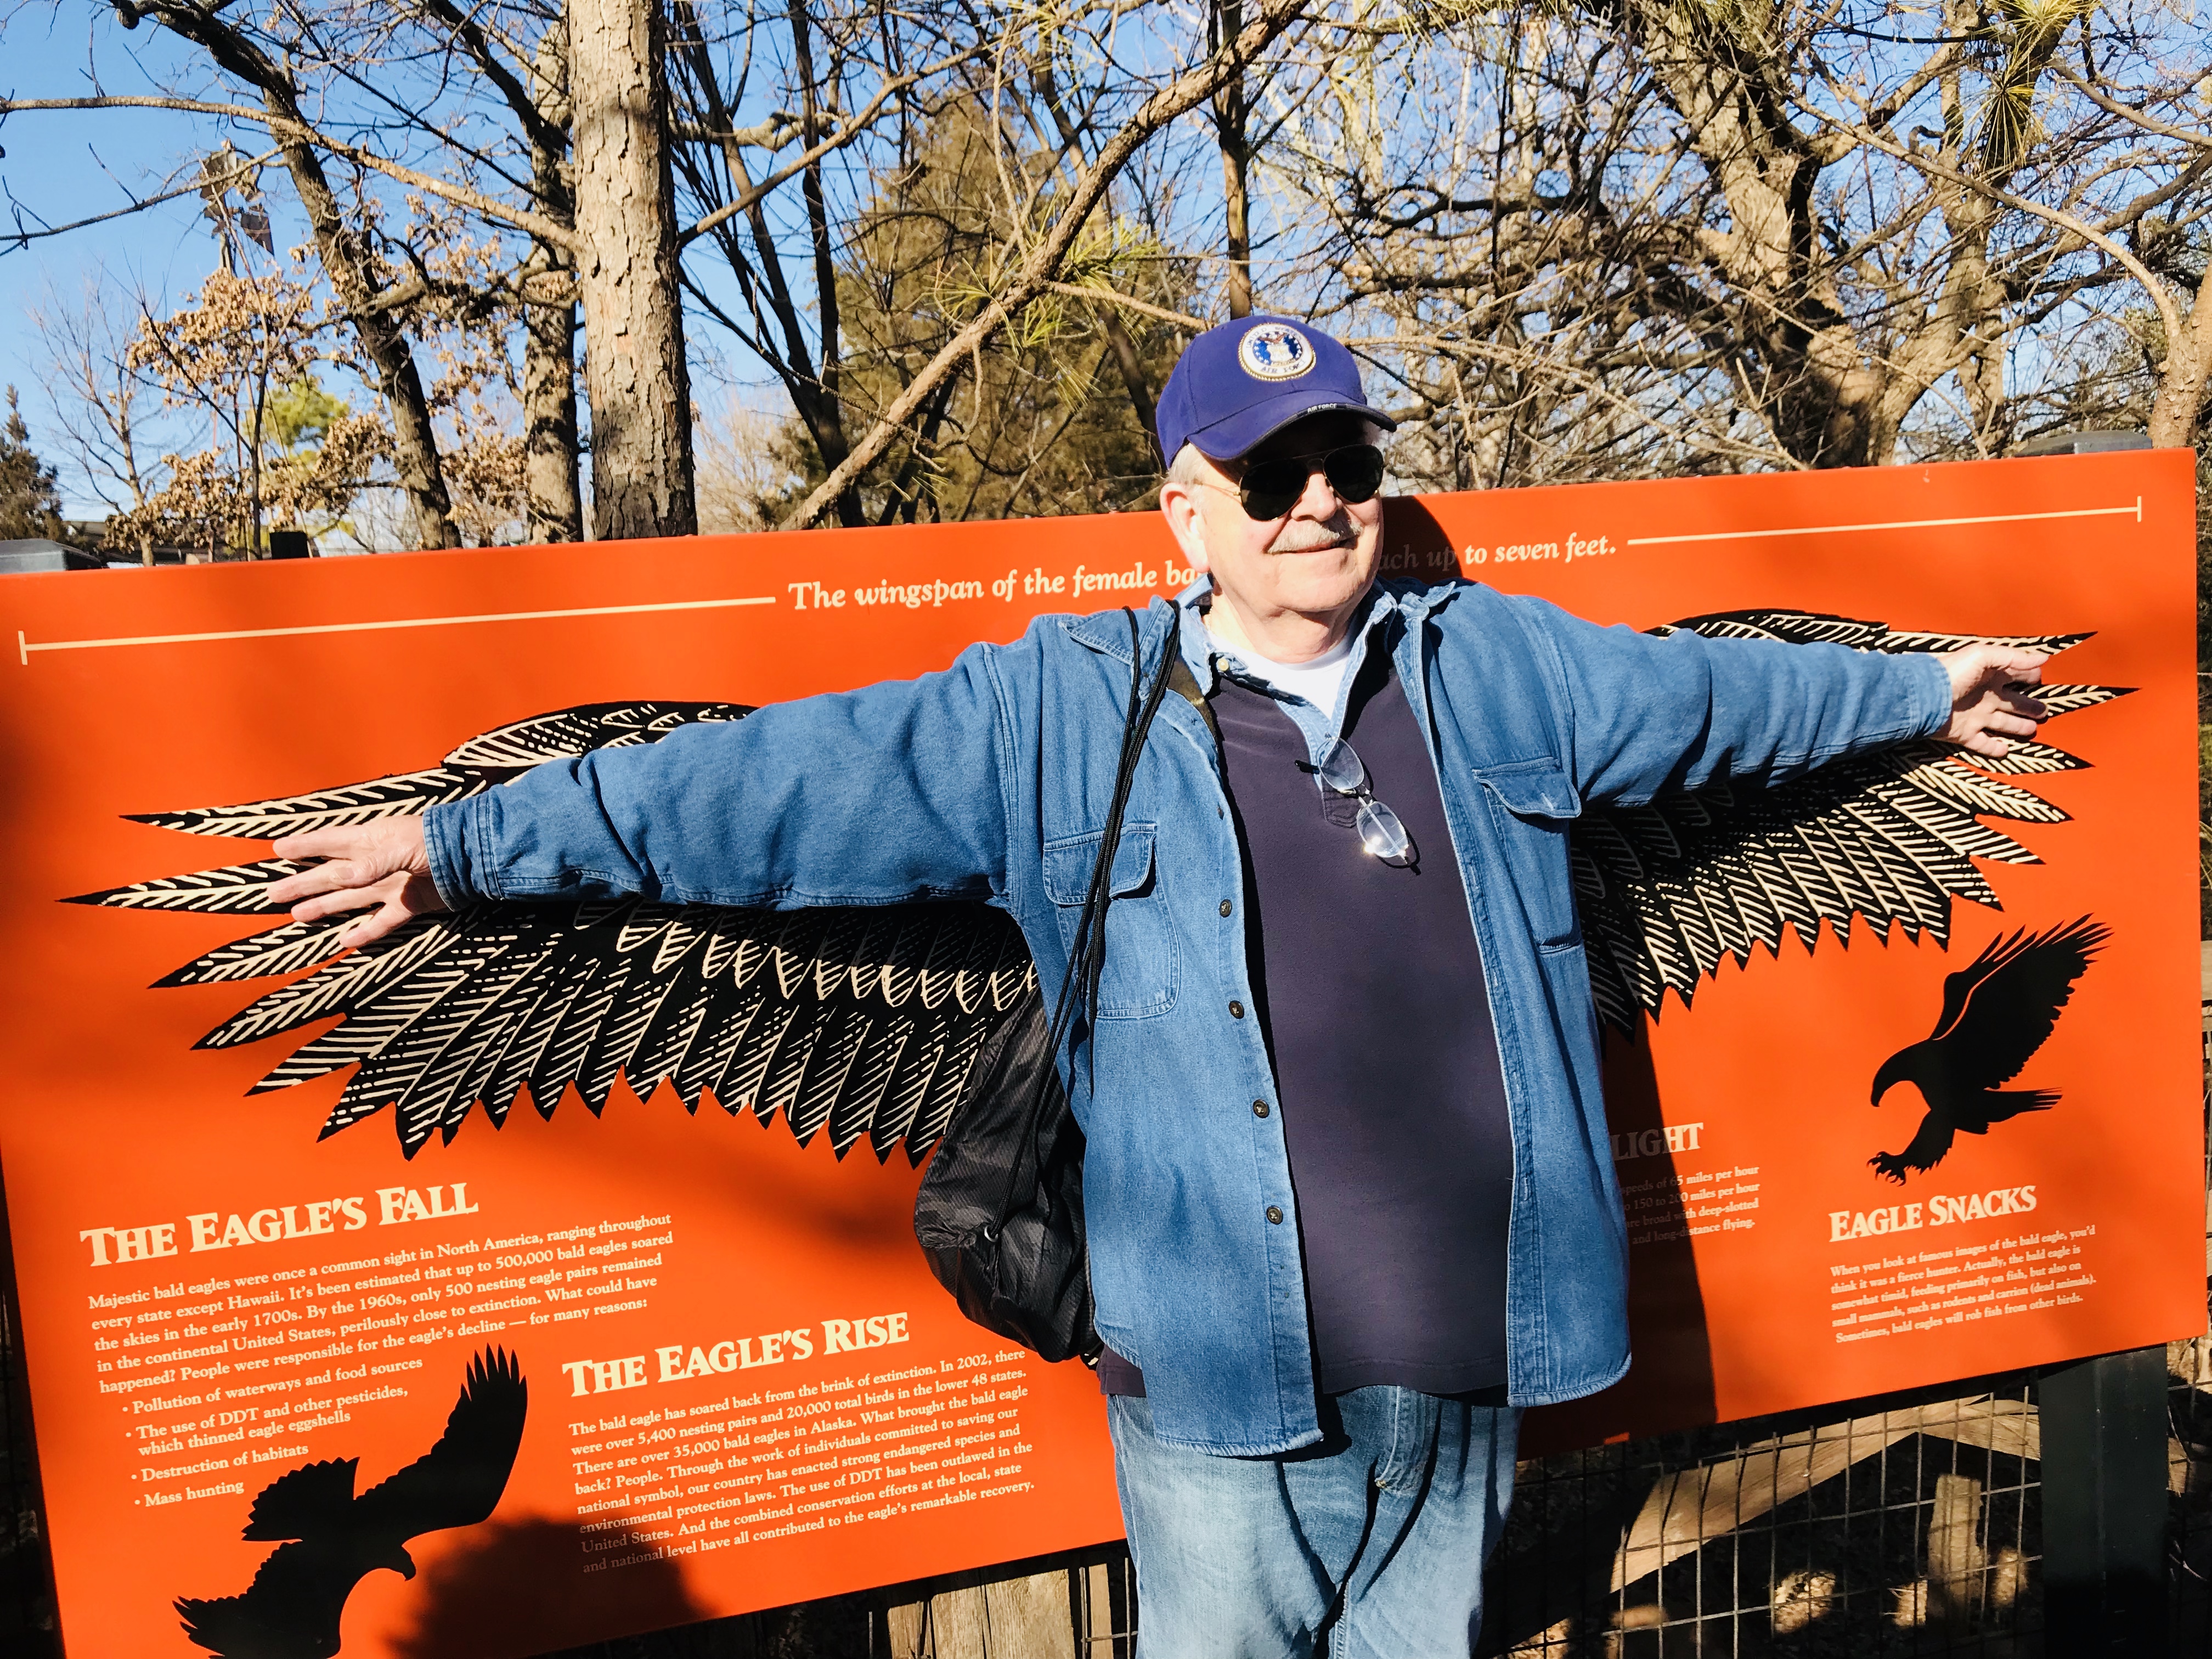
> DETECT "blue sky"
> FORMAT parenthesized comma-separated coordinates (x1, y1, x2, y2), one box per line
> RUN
(0, 7, 1215, 529)
(1, 7, 241, 514)
(0, 2, 1000, 526)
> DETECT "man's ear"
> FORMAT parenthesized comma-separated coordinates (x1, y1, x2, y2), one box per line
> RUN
(1158, 479, 1212, 572)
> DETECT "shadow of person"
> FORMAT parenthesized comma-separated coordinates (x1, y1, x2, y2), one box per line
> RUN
(383, 1514, 713, 1659)
(1479, 1025, 1722, 1654)
(1383, 489, 1729, 1653)
(1379, 498, 1466, 583)
(1521, 1020, 1718, 1458)
(1375, 493, 1725, 1445)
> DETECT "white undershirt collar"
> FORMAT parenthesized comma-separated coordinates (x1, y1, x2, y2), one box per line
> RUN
(1203, 623, 1356, 715)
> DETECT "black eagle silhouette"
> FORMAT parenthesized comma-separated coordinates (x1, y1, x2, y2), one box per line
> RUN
(176, 1347, 527, 1659)
(66, 611, 2125, 1159)
(1866, 916, 2108, 1184)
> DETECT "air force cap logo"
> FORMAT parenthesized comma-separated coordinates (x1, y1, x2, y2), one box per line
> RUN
(1237, 322, 1313, 381)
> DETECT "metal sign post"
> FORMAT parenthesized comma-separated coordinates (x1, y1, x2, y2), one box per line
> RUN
(2041, 1346, 2172, 1654)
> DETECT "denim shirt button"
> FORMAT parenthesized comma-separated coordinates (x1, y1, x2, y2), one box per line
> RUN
(1266, 1205, 1284, 1224)
(1252, 1100, 1270, 1118)
(1218, 899, 1233, 917)
(1228, 1000, 1245, 1019)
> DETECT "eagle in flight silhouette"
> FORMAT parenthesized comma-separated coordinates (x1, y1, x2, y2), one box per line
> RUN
(67, 611, 2125, 1160)
(1867, 916, 2109, 1183)
(176, 1347, 526, 1659)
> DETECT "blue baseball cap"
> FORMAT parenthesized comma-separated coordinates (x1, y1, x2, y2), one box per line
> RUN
(1156, 315, 1396, 464)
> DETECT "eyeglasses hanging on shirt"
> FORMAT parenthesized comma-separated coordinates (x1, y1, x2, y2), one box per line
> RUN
(1318, 740, 1413, 864)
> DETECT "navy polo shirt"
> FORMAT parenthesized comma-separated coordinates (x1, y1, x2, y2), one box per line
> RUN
(1101, 646, 1515, 1399)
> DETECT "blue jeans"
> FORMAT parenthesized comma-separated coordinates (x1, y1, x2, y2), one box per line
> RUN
(1108, 1388, 1522, 1657)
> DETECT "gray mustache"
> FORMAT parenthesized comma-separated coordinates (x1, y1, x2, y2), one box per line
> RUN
(1268, 516, 1356, 554)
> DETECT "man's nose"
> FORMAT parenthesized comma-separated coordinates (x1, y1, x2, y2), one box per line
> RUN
(1290, 463, 1342, 518)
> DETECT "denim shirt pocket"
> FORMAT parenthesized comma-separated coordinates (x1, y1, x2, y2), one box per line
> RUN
(1472, 758, 1584, 950)
(1041, 822, 1178, 1018)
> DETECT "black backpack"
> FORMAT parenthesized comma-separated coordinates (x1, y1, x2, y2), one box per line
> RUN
(912, 608, 1177, 1363)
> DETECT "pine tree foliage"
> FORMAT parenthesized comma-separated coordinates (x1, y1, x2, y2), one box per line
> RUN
(0, 387, 65, 543)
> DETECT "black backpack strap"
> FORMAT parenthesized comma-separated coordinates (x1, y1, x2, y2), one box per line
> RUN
(995, 606, 1177, 1223)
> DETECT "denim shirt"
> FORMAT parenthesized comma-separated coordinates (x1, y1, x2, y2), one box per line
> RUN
(425, 577, 1951, 1454)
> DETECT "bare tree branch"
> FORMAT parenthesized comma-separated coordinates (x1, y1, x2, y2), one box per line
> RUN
(778, 0, 1313, 530)
(675, 47, 985, 245)
(1818, 110, 2188, 357)
(1045, 281, 1209, 331)
(2051, 66, 2212, 153)
(0, 95, 582, 250)
(0, 145, 281, 250)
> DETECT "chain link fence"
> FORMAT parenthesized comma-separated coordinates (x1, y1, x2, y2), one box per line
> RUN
(1481, 1378, 2046, 1657)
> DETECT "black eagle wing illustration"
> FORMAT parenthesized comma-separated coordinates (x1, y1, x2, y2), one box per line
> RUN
(240, 1457, 362, 1541)
(1920, 916, 2111, 1090)
(176, 1462, 363, 1657)
(177, 1536, 351, 1659)
(70, 700, 1039, 1160)
(1574, 611, 2129, 1031)
(76, 616, 2120, 1152)
(352, 1347, 528, 1539)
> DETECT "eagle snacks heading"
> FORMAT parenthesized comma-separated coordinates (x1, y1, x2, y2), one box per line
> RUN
(1827, 1185, 2038, 1243)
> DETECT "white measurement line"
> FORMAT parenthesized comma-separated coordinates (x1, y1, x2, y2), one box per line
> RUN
(16, 594, 778, 665)
(1624, 498, 2141, 548)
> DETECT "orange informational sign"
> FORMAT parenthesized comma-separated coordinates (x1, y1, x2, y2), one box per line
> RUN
(0, 448, 2199, 1656)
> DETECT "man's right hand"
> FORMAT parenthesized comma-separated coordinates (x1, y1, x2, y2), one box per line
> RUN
(268, 819, 448, 950)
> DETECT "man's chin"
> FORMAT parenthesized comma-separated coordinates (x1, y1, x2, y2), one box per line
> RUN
(1259, 569, 1375, 618)
(1264, 540, 1378, 596)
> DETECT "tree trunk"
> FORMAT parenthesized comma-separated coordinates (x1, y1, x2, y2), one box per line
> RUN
(522, 260, 584, 543)
(1214, 0, 1254, 318)
(1618, 0, 2023, 470)
(523, 149, 583, 539)
(669, 2, 860, 525)
(1101, 307, 1162, 465)
(2148, 261, 2212, 450)
(263, 93, 459, 548)
(569, 0, 697, 539)
(786, 0, 863, 527)
(520, 27, 584, 543)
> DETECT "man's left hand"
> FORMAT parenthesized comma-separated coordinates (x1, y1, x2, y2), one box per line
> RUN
(1936, 644, 2049, 759)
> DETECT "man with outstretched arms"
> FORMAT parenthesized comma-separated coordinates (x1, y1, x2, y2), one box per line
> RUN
(269, 317, 2045, 1656)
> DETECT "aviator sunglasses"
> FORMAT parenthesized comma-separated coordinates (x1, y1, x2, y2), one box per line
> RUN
(1214, 443, 1386, 521)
